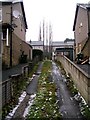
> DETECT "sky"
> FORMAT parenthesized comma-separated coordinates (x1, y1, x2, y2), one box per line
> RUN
(1, 0, 89, 42)
(23, 0, 89, 42)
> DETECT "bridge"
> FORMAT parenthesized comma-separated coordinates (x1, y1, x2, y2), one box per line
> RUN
(27, 41, 44, 61)
(27, 39, 74, 61)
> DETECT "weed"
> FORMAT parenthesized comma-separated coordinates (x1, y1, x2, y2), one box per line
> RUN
(27, 60, 61, 119)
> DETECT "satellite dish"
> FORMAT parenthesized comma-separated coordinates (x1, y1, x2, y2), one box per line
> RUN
(13, 10, 21, 18)
(88, 1, 90, 4)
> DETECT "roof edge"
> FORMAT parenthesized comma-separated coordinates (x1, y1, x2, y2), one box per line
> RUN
(73, 4, 79, 31)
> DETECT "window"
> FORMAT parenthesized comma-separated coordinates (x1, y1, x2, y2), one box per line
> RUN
(0, 8, 2, 22)
(2, 29, 7, 39)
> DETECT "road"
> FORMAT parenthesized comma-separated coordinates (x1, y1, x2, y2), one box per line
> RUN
(52, 62, 83, 119)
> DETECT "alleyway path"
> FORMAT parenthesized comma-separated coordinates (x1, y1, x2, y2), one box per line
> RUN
(26, 62, 43, 95)
(52, 62, 83, 119)
(2, 63, 28, 81)
(6, 62, 43, 120)
(5, 61, 84, 119)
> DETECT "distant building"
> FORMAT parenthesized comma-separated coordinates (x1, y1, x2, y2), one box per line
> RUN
(28, 39, 74, 61)
(52, 39, 74, 61)
(29, 41, 43, 51)
(0, 0, 32, 68)
(73, 3, 90, 61)
(27, 40, 43, 61)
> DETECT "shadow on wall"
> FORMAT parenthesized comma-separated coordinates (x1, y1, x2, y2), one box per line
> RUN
(19, 51, 27, 63)
(32, 49, 43, 61)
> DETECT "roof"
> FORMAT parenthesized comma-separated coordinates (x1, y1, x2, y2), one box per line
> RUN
(28, 41, 43, 46)
(22, 40, 32, 48)
(0, 0, 23, 2)
(73, 3, 90, 31)
(52, 41, 74, 46)
(52, 41, 65, 46)
(20, 2, 28, 29)
(1, 0, 28, 29)
(64, 38, 75, 43)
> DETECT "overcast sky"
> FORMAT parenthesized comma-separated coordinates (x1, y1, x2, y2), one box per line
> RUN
(23, 0, 90, 42)
(2, 0, 89, 41)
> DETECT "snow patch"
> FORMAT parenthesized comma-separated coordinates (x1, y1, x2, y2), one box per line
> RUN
(5, 91, 26, 120)
(23, 94, 36, 117)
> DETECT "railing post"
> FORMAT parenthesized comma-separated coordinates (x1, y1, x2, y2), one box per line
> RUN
(5, 81, 7, 104)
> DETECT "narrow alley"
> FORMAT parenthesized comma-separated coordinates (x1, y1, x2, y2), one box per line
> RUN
(4, 60, 85, 120)
(52, 62, 83, 119)
(1, 0, 90, 120)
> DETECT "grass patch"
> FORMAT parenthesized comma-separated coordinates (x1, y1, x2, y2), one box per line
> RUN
(27, 60, 61, 119)
(2, 62, 40, 119)
(29, 62, 39, 78)
(55, 60, 66, 76)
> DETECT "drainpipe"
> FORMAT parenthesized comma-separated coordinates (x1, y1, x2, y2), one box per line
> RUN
(87, 8, 90, 64)
(10, 3, 12, 67)
(6, 28, 9, 46)
(87, 9, 90, 35)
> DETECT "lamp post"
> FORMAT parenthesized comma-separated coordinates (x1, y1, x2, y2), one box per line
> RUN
(43, 20, 45, 59)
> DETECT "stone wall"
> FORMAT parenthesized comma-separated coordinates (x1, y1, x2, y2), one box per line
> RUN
(57, 55, 90, 106)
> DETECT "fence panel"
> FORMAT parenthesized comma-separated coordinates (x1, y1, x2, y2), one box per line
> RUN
(2, 79, 12, 106)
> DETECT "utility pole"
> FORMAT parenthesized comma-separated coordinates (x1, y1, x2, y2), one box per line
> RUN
(43, 20, 45, 59)
(49, 23, 53, 60)
(38, 22, 42, 41)
(46, 23, 48, 58)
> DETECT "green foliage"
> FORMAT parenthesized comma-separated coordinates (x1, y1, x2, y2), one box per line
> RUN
(27, 60, 61, 119)
(29, 63, 39, 77)
(2, 63, 39, 119)
(81, 103, 90, 119)
(55, 61, 66, 75)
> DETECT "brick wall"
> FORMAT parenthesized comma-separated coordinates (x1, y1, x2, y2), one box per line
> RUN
(2, 33, 32, 67)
